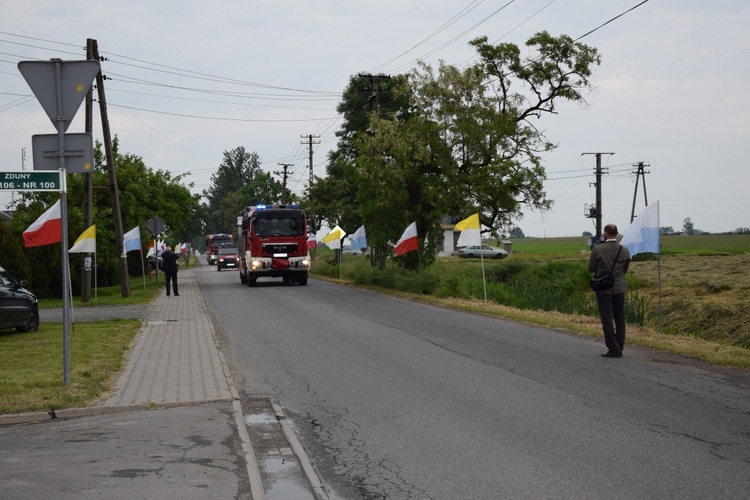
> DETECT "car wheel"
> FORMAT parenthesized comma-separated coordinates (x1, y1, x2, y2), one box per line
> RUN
(17, 309, 39, 333)
(467, 254, 475, 258)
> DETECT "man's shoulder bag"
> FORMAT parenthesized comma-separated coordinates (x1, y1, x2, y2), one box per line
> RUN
(589, 245, 622, 292)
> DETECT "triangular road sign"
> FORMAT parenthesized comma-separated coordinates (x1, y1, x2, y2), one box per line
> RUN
(18, 60, 101, 132)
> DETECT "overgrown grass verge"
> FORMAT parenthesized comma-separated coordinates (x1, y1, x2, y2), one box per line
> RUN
(39, 269, 168, 309)
(0, 320, 141, 414)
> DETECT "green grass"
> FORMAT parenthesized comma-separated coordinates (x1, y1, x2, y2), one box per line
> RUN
(39, 270, 167, 309)
(506, 233, 750, 256)
(0, 258, 167, 414)
(0, 320, 141, 414)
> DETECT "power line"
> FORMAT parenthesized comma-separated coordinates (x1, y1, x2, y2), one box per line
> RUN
(575, 0, 651, 41)
(388, 0, 517, 73)
(370, 0, 487, 73)
(102, 102, 341, 122)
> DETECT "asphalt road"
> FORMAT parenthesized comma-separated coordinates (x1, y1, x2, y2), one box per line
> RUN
(196, 266, 750, 500)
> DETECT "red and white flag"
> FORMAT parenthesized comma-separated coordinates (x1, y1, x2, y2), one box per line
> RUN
(393, 221, 419, 256)
(23, 199, 62, 247)
(307, 234, 318, 249)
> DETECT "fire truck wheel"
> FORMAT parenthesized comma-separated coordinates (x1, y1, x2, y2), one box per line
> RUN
(248, 278, 257, 287)
(298, 275, 308, 286)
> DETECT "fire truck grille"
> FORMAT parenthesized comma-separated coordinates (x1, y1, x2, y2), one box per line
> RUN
(262, 243, 298, 254)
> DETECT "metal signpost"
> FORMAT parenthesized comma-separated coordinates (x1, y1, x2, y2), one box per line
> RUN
(18, 58, 100, 386)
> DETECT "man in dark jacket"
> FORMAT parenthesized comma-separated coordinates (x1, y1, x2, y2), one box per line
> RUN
(161, 246, 179, 296)
(588, 224, 631, 357)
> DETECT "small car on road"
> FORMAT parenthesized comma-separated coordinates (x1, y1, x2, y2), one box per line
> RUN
(0, 266, 39, 333)
(456, 245, 509, 259)
(216, 246, 238, 271)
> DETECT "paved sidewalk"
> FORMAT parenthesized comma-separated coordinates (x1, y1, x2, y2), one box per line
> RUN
(102, 268, 232, 407)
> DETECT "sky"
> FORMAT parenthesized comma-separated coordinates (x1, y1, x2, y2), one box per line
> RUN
(1, 0, 748, 238)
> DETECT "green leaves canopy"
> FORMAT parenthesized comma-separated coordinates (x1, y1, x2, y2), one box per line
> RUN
(311, 32, 600, 269)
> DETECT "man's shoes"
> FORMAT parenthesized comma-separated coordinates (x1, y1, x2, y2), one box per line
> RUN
(601, 352, 622, 358)
(174, 293, 180, 296)
(166, 293, 170, 296)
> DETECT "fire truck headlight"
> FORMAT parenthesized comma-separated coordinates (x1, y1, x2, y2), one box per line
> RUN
(301, 258, 310, 267)
(251, 259, 262, 270)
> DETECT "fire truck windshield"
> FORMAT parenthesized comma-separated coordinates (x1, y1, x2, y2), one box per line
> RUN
(254, 215, 305, 237)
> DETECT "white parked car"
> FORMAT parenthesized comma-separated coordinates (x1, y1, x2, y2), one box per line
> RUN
(456, 245, 508, 259)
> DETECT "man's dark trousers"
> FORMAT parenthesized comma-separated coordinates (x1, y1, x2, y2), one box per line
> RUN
(596, 291, 626, 354)
(165, 272, 178, 296)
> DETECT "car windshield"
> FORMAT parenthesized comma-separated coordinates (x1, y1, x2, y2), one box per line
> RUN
(0, 268, 16, 287)
(218, 247, 236, 255)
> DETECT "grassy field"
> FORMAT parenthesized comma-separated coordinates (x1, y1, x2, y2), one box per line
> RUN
(504, 233, 750, 256)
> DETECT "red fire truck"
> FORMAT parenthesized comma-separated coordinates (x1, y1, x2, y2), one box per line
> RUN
(205, 233, 235, 265)
(238, 204, 310, 286)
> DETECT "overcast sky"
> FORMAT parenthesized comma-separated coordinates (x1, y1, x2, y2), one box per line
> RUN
(2, 1, 748, 237)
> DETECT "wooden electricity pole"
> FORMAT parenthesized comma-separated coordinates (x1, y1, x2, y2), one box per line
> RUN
(90, 38, 130, 297)
(582, 152, 614, 241)
(80, 39, 95, 302)
(275, 163, 293, 205)
(630, 161, 650, 222)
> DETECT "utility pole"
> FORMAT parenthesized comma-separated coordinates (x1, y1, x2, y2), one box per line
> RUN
(300, 134, 320, 190)
(357, 73, 390, 113)
(300, 134, 320, 233)
(630, 161, 650, 222)
(582, 152, 614, 243)
(81, 38, 95, 303)
(91, 38, 129, 297)
(275, 163, 293, 204)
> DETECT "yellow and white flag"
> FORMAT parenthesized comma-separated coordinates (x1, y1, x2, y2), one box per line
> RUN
(322, 225, 346, 249)
(455, 213, 481, 247)
(68, 225, 96, 254)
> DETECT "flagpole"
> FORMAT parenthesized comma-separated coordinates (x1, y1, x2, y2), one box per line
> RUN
(94, 252, 98, 302)
(140, 250, 146, 289)
(480, 251, 487, 302)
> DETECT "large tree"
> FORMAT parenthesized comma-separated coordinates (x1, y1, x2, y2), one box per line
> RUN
(203, 147, 283, 233)
(406, 32, 601, 237)
(356, 32, 600, 270)
(306, 74, 411, 234)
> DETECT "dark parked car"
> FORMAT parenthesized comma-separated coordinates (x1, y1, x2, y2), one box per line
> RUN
(0, 266, 39, 332)
(456, 244, 509, 259)
(216, 246, 238, 271)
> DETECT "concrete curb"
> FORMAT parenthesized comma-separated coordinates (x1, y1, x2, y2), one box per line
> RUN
(0, 411, 51, 426)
